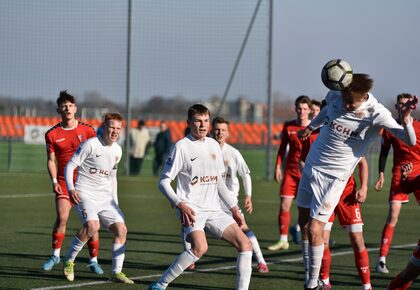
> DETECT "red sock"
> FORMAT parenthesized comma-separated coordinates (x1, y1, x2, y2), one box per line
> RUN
(52, 232, 65, 250)
(387, 273, 413, 290)
(87, 239, 99, 258)
(279, 211, 290, 236)
(320, 247, 331, 280)
(354, 248, 370, 285)
(380, 224, 395, 257)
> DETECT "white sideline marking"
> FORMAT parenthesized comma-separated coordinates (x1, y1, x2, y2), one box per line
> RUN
(0, 193, 52, 198)
(30, 243, 416, 290)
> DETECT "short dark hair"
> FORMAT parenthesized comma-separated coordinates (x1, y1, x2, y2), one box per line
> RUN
(311, 100, 321, 108)
(57, 90, 76, 106)
(295, 95, 311, 107)
(187, 104, 210, 120)
(345, 73, 373, 94)
(212, 116, 229, 128)
(396, 93, 413, 102)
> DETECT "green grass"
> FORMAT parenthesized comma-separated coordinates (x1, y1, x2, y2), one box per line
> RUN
(0, 169, 418, 289)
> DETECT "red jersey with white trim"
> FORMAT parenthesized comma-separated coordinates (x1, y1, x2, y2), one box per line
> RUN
(276, 120, 306, 175)
(45, 121, 96, 184)
(381, 120, 420, 174)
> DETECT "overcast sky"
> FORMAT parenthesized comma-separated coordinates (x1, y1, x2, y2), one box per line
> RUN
(1, 0, 419, 106)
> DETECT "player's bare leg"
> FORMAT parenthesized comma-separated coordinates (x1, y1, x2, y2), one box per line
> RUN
(108, 222, 133, 284)
(222, 223, 253, 290)
(306, 218, 325, 289)
(42, 198, 71, 271)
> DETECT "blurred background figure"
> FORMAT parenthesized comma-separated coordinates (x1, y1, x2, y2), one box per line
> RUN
(153, 121, 172, 176)
(129, 119, 150, 176)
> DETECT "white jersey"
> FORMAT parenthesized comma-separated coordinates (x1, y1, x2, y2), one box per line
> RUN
(306, 91, 416, 180)
(221, 143, 250, 197)
(162, 135, 225, 211)
(66, 136, 122, 201)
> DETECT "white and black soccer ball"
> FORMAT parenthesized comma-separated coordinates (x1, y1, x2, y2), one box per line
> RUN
(321, 59, 353, 91)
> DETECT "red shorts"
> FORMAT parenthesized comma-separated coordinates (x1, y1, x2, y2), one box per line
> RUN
(55, 178, 74, 205)
(389, 168, 420, 203)
(280, 170, 301, 198)
(328, 178, 363, 227)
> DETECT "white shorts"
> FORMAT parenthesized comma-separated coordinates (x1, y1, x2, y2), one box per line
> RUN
(179, 208, 236, 239)
(75, 198, 125, 229)
(297, 166, 347, 223)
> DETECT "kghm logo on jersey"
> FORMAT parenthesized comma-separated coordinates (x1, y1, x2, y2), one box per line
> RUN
(190, 175, 218, 185)
(329, 120, 358, 137)
(89, 167, 110, 176)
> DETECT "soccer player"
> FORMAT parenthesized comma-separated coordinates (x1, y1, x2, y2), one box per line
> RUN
(297, 74, 417, 290)
(42, 90, 103, 274)
(268, 95, 312, 251)
(387, 162, 420, 290)
(148, 104, 252, 290)
(212, 116, 269, 273)
(62, 112, 133, 284)
(374, 93, 420, 274)
(310, 100, 322, 120)
(299, 124, 372, 290)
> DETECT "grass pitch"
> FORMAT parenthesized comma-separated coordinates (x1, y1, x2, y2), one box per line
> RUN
(0, 144, 418, 289)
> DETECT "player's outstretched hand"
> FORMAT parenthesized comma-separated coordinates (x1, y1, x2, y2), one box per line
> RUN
(231, 206, 244, 227)
(244, 196, 253, 214)
(298, 127, 312, 140)
(177, 202, 196, 226)
(374, 172, 385, 191)
(400, 162, 413, 180)
(69, 189, 80, 204)
(400, 95, 418, 125)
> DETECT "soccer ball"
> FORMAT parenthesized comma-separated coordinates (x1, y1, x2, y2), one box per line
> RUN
(321, 59, 353, 91)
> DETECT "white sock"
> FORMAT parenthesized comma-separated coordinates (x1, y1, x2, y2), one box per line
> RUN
(246, 231, 266, 264)
(236, 251, 252, 290)
(65, 236, 86, 262)
(52, 248, 61, 257)
(322, 277, 329, 285)
(112, 243, 126, 274)
(280, 234, 288, 242)
(89, 256, 98, 263)
(157, 249, 199, 289)
(363, 283, 372, 290)
(301, 239, 309, 282)
(379, 256, 386, 263)
(307, 244, 324, 288)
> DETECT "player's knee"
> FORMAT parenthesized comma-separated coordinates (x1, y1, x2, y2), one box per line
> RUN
(85, 222, 99, 237)
(191, 243, 207, 258)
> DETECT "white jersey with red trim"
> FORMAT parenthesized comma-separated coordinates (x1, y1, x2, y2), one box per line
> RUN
(221, 143, 250, 197)
(162, 135, 225, 211)
(306, 91, 415, 180)
(66, 136, 122, 201)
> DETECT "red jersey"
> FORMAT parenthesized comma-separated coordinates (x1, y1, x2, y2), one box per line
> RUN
(45, 121, 96, 184)
(381, 120, 420, 174)
(276, 120, 307, 174)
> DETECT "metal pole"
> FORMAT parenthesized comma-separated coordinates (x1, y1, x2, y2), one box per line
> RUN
(265, 0, 273, 181)
(8, 137, 12, 172)
(216, 0, 263, 116)
(124, 0, 132, 176)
